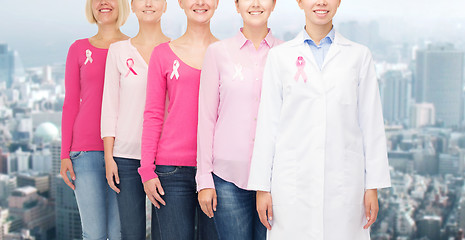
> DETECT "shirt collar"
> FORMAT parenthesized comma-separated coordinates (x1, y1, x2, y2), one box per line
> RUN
(302, 26, 335, 46)
(234, 28, 276, 49)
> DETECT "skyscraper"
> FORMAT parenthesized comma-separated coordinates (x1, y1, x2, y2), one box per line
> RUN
(0, 44, 14, 89)
(381, 69, 411, 125)
(50, 140, 61, 201)
(55, 175, 81, 240)
(415, 43, 465, 127)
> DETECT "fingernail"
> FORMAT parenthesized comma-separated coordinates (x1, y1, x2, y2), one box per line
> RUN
(72, 177, 76, 180)
(161, 192, 165, 195)
(270, 216, 273, 220)
(117, 181, 120, 184)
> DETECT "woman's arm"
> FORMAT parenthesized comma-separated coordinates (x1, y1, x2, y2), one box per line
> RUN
(357, 47, 391, 229)
(101, 45, 121, 193)
(60, 42, 80, 190)
(248, 49, 283, 230)
(139, 47, 167, 208)
(196, 45, 221, 218)
(61, 42, 81, 160)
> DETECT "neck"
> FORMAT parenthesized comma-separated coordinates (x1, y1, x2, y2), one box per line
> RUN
(305, 21, 333, 45)
(133, 21, 166, 43)
(180, 21, 215, 44)
(95, 23, 123, 41)
(242, 24, 269, 49)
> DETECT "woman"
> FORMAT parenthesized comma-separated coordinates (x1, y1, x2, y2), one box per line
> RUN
(138, 0, 219, 239)
(196, 0, 282, 239)
(101, 0, 170, 239)
(60, 0, 130, 239)
(248, 0, 391, 239)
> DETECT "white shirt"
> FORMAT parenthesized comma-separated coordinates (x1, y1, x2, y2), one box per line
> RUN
(101, 39, 150, 160)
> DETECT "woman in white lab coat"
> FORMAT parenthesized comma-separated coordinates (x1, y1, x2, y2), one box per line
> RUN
(247, 0, 391, 239)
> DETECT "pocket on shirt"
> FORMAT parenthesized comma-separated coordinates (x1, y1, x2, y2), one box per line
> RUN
(271, 151, 297, 206)
(343, 150, 365, 205)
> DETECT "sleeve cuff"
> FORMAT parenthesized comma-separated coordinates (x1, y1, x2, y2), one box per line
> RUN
(247, 183, 271, 192)
(60, 152, 70, 160)
(138, 165, 158, 183)
(196, 173, 215, 192)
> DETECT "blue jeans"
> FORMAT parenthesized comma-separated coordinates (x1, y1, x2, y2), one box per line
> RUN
(151, 165, 218, 240)
(71, 151, 121, 240)
(114, 157, 147, 240)
(212, 174, 266, 240)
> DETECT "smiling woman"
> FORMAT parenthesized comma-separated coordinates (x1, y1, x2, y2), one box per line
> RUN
(86, 0, 131, 27)
(100, 0, 170, 239)
(138, 0, 220, 239)
(60, 0, 130, 239)
(195, 0, 282, 239)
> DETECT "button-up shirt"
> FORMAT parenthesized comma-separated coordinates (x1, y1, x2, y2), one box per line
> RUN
(196, 29, 283, 191)
(303, 27, 335, 70)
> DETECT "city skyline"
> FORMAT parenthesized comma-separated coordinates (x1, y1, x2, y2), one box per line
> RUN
(1, 0, 464, 67)
(1, 1, 465, 240)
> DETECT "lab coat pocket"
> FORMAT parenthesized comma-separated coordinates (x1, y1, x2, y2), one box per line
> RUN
(344, 150, 365, 205)
(271, 151, 297, 206)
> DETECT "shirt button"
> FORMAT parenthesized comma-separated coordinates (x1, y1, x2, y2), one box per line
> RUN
(255, 78, 259, 81)
(254, 117, 257, 121)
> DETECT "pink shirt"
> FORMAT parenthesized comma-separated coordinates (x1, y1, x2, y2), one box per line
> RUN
(196, 30, 283, 191)
(61, 39, 107, 159)
(101, 39, 153, 160)
(139, 42, 201, 183)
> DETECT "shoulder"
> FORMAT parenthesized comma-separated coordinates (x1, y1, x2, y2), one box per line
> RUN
(151, 42, 171, 60)
(68, 38, 89, 52)
(109, 39, 129, 51)
(148, 42, 172, 68)
(107, 39, 130, 59)
(269, 31, 303, 54)
(336, 32, 371, 57)
(205, 38, 231, 57)
(266, 39, 297, 59)
(153, 42, 170, 53)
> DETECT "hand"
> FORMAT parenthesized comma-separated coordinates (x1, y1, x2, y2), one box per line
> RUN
(363, 189, 379, 229)
(60, 158, 76, 190)
(198, 188, 217, 218)
(105, 156, 120, 193)
(257, 191, 273, 230)
(143, 178, 166, 209)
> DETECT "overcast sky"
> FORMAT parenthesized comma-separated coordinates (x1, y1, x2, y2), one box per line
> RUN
(1, 0, 464, 67)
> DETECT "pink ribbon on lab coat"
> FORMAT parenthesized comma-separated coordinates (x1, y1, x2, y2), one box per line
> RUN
(295, 56, 307, 83)
(125, 58, 137, 77)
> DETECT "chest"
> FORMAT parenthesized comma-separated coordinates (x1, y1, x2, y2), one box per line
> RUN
(169, 46, 206, 70)
(79, 49, 107, 90)
(279, 47, 361, 104)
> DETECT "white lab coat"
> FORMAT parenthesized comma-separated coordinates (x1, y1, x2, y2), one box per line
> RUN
(248, 30, 391, 240)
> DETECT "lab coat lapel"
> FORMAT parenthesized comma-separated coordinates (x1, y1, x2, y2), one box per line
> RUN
(322, 31, 352, 92)
(322, 44, 341, 70)
(322, 32, 352, 70)
(288, 31, 320, 70)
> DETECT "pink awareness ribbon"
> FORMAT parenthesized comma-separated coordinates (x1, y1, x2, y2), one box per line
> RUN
(125, 58, 137, 77)
(84, 49, 93, 65)
(294, 56, 308, 83)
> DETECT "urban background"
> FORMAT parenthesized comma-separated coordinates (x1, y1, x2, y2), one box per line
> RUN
(0, 0, 464, 239)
